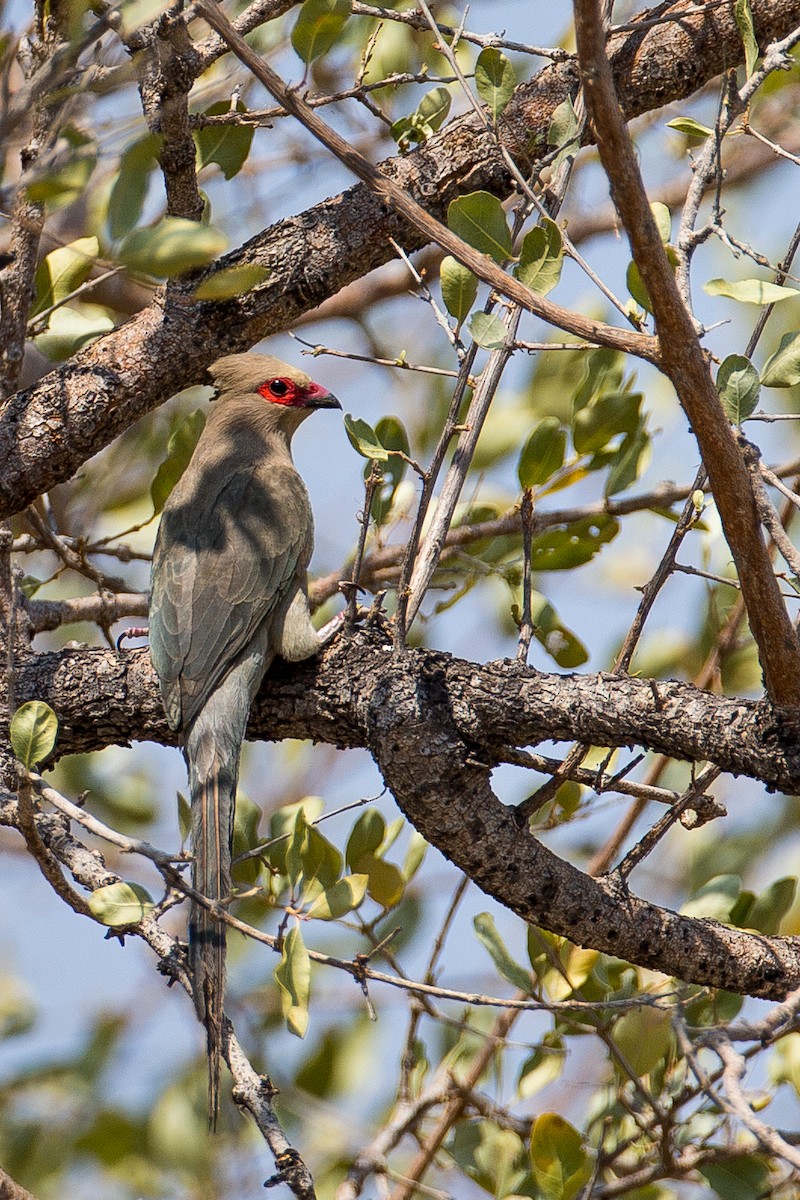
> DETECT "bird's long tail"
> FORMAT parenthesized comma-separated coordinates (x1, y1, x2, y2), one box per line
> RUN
(185, 683, 249, 1126)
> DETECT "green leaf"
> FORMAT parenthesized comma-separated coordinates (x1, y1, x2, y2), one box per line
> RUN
(518, 1038, 566, 1098)
(10, 701, 58, 768)
(107, 134, 161, 241)
(267, 797, 324, 875)
(530, 1113, 590, 1200)
(176, 791, 191, 842)
(151, 410, 206, 514)
(291, 0, 350, 62)
(547, 96, 580, 171)
(26, 128, 96, 207)
(704, 277, 800, 305)
(32, 237, 99, 317)
(370, 416, 410, 524)
(88, 881, 154, 927)
(734, 0, 759, 77)
(468, 310, 507, 349)
(305, 874, 369, 920)
(700, 1157, 771, 1200)
(651, 202, 672, 243)
(448, 191, 512, 263)
(612, 1007, 674, 1077)
(346, 809, 385, 871)
(440, 256, 478, 322)
(530, 592, 589, 668)
(343, 413, 389, 460)
(416, 86, 451, 132)
(118, 218, 227, 278)
(681, 874, 742, 921)
(746, 877, 796, 934)
(604, 426, 650, 496)
(403, 831, 428, 881)
(34, 303, 114, 361)
(518, 417, 566, 488)
(300, 822, 343, 891)
(356, 853, 405, 908)
(761, 330, 800, 387)
(530, 513, 619, 572)
(667, 115, 713, 140)
(195, 101, 254, 181)
(516, 218, 563, 294)
(573, 390, 642, 454)
(475, 48, 516, 121)
(275, 924, 311, 1037)
(193, 264, 270, 300)
(474, 912, 532, 992)
(716, 354, 760, 424)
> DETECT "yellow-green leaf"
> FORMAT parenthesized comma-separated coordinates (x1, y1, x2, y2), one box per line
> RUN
(704, 277, 800, 305)
(305, 874, 369, 920)
(193, 264, 270, 300)
(194, 101, 254, 181)
(474, 912, 532, 992)
(475, 48, 516, 121)
(119, 217, 227, 278)
(32, 237, 99, 317)
(344, 413, 389, 460)
(440, 256, 478, 323)
(518, 417, 566, 488)
(667, 115, 713, 140)
(10, 701, 58, 768)
(469, 310, 507, 349)
(762, 330, 800, 387)
(530, 1113, 590, 1200)
(88, 881, 154, 927)
(151, 410, 206, 514)
(275, 924, 311, 1037)
(716, 354, 760, 424)
(516, 218, 563, 294)
(292, 0, 350, 63)
(448, 191, 512, 264)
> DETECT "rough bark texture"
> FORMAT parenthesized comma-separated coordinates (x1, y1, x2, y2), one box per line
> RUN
(12, 630, 800, 999)
(1, 0, 799, 517)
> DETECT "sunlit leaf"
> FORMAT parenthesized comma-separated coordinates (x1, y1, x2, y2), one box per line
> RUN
(10, 701, 58, 768)
(475, 48, 516, 121)
(151, 410, 206, 514)
(573, 390, 642, 454)
(530, 592, 589, 668)
(403, 831, 428, 881)
(119, 218, 227, 277)
(305, 874, 369, 920)
(667, 115, 713, 139)
(346, 809, 385, 872)
(88, 881, 154, 927)
(681, 874, 741, 921)
(761, 330, 800, 387)
(547, 95, 580, 171)
(716, 354, 760, 424)
(746, 877, 796, 934)
(34, 303, 115, 361)
(448, 191, 512, 263)
(440, 256, 478, 322)
(530, 513, 619, 571)
(612, 1007, 674, 1077)
(469, 310, 507, 349)
(107, 134, 161, 240)
(193, 264, 270, 300)
(518, 418, 566, 488)
(370, 416, 410, 524)
(275, 924, 311, 1037)
(357, 853, 405, 908)
(32, 237, 99, 317)
(474, 912, 532, 992)
(195, 101, 254, 180)
(530, 1113, 590, 1200)
(734, 0, 759, 77)
(292, 0, 350, 62)
(604, 426, 650, 496)
(344, 413, 389, 460)
(516, 218, 563, 294)
(704, 277, 800, 305)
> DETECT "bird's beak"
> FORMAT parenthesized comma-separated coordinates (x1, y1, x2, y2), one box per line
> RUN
(305, 384, 342, 410)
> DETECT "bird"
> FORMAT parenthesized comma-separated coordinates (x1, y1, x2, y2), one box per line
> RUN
(149, 352, 340, 1122)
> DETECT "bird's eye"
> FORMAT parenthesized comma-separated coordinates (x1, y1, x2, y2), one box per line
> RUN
(268, 379, 290, 397)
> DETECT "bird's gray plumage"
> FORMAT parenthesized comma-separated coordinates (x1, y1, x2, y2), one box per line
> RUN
(149, 353, 339, 1122)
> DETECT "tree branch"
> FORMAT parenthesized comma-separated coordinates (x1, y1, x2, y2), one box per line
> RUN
(2, 0, 799, 516)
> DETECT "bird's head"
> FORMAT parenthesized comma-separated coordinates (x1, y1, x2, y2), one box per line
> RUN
(208, 353, 341, 411)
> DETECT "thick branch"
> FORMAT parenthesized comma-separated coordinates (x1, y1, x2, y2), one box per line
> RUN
(573, 0, 800, 707)
(2, 0, 799, 517)
(12, 632, 800, 998)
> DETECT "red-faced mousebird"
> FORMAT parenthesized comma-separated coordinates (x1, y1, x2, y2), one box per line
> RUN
(149, 353, 340, 1122)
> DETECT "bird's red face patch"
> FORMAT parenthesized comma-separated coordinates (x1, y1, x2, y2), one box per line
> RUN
(257, 376, 307, 407)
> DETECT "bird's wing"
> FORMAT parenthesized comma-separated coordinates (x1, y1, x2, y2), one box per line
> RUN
(150, 460, 313, 729)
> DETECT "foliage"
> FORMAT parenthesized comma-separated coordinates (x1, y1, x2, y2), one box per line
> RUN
(2, 2, 800, 1199)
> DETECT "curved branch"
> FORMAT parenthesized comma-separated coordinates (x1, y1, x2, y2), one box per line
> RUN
(13, 632, 800, 998)
(2, 0, 799, 517)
